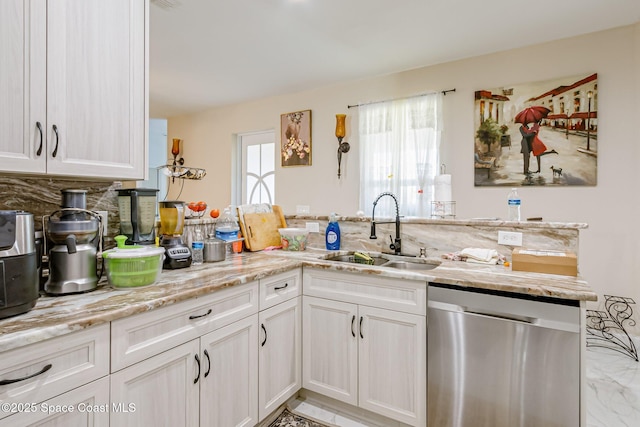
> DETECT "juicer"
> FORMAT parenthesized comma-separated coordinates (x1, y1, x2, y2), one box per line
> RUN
(159, 200, 191, 269)
(44, 189, 103, 295)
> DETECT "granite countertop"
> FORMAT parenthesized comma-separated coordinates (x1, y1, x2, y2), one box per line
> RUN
(0, 247, 596, 353)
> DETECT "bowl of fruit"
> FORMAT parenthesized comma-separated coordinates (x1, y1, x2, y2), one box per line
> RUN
(187, 201, 208, 218)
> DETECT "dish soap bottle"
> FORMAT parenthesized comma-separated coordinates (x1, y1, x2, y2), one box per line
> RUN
(325, 213, 341, 250)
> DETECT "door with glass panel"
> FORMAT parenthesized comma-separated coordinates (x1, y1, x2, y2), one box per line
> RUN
(239, 131, 275, 205)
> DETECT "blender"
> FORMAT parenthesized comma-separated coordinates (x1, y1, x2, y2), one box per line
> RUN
(44, 189, 102, 295)
(159, 201, 192, 269)
(117, 188, 158, 245)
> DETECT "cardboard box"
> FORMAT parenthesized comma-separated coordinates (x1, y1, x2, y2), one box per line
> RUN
(511, 248, 578, 276)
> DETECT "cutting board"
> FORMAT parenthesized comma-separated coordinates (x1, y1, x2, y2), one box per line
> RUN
(242, 205, 287, 252)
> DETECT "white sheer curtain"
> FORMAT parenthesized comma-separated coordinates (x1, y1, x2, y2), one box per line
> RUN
(358, 93, 443, 218)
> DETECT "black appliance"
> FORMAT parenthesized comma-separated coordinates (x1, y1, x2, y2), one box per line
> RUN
(0, 211, 39, 319)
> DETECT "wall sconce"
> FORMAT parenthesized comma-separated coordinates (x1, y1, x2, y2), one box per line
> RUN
(335, 114, 350, 178)
(170, 138, 185, 182)
(171, 138, 185, 167)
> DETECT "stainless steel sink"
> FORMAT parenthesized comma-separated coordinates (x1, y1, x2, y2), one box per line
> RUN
(328, 254, 388, 266)
(326, 252, 440, 271)
(381, 260, 439, 271)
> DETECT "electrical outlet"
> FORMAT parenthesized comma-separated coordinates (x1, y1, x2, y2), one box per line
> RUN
(296, 205, 310, 214)
(498, 231, 522, 246)
(96, 211, 108, 235)
(305, 222, 320, 233)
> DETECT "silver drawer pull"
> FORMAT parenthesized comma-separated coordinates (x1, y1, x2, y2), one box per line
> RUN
(0, 364, 52, 385)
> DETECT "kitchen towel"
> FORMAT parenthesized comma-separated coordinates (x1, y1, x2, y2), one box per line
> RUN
(434, 174, 452, 201)
(460, 247, 500, 264)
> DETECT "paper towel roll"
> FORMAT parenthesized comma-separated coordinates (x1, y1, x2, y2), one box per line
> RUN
(434, 174, 452, 201)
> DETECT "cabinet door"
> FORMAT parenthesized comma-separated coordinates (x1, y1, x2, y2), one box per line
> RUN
(302, 296, 358, 405)
(46, 0, 146, 179)
(358, 306, 426, 427)
(0, 0, 46, 174)
(110, 340, 199, 427)
(0, 377, 109, 427)
(0, 324, 110, 420)
(259, 297, 301, 420)
(200, 314, 258, 427)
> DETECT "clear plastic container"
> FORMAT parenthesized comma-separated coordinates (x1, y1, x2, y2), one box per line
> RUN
(278, 228, 309, 251)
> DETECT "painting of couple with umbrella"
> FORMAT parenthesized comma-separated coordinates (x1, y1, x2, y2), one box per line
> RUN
(474, 73, 598, 187)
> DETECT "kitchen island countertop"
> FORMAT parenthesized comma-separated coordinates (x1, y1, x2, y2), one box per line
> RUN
(0, 247, 596, 353)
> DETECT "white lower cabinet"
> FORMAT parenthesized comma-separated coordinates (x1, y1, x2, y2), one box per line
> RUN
(200, 314, 258, 427)
(0, 324, 110, 425)
(302, 297, 358, 405)
(109, 282, 260, 427)
(258, 296, 301, 420)
(0, 377, 110, 427)
(358, 305, 426, 425)
(302, 268, 427, 427)
(110, 315, 260, 427)
(110, 339, 200, 427)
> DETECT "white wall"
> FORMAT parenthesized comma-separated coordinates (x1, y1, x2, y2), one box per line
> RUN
(168, 24, 640, 322)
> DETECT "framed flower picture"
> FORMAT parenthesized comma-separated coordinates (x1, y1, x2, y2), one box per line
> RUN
(281, 109, 312, 167)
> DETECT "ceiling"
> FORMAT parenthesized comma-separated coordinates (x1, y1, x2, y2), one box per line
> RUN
(149, 0, 640, 118)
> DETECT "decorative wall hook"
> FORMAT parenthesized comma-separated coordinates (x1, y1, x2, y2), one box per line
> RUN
(335, 114, 350, 178)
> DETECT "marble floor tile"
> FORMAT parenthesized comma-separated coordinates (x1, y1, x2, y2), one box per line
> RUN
(586, 343, 640, 427)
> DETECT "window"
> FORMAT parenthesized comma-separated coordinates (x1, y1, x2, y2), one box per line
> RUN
(237, 131, 275, 205)
(358, 93, 443, 218)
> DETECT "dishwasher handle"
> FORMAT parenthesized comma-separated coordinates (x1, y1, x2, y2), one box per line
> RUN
(429, 301, 534, 324)
(428, 300, 579, 333)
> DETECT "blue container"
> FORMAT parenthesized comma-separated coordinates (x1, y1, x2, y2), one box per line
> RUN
(325, 213, 340, 250)
(215, 227, 239, 242)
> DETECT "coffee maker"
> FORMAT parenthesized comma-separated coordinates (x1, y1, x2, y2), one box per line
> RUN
(0, 211, 39, 319)
(159, 200, 191, 269)
(117, 188, 158, 245)
(44, 189, 102, 295)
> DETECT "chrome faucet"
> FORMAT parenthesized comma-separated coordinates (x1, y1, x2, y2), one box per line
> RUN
(370, 192, 402, 255)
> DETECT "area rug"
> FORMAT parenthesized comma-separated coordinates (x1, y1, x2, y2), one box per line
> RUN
(267, 408, 333, 427)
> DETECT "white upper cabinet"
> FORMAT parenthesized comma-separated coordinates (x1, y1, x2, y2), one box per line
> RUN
(0, 0, 46, 174)
(0, 0, 147, 180)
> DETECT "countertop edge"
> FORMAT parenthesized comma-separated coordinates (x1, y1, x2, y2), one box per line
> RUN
(0, 250, 596, 353)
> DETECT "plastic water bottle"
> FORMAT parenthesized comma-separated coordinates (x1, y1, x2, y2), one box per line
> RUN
(507, 188, 521, 221)
(191, 228, 204, 265)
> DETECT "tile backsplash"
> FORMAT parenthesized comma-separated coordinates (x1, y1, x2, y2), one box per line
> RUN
(0, 176, 122, 246)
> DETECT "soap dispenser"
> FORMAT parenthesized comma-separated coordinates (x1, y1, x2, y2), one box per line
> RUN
(325, 213, 341, 250)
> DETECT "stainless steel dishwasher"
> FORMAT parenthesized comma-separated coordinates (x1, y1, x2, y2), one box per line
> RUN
(428, 283, 581, 427)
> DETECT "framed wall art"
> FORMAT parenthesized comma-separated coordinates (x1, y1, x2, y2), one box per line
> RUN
(474, 73, 597, 187)
(281, 109, 312, 167)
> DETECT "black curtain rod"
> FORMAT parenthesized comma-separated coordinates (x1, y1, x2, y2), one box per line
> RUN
(347, 88, 456, 109)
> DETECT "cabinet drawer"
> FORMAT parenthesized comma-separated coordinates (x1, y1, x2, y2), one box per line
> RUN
(259, 269, 301, 311)
(303, 268, 427, 315)
(0, 324, 109, 420)
(0, 377, 110, 426)
(111, 281, 258, 372)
